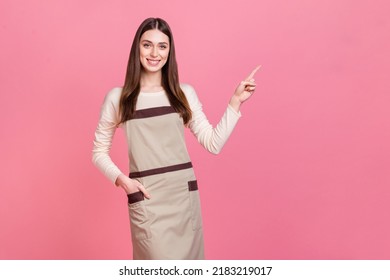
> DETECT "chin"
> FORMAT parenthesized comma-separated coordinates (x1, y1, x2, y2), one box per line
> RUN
(143, 67, 162, 73)
(141, 63, 166, 73)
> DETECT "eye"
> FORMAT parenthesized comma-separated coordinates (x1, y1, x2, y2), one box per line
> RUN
(143, 43, 151, 48)
(159, 45, 167, 49)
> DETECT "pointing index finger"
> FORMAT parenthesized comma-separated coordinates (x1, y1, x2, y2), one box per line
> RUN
(246, 65, 262, 81)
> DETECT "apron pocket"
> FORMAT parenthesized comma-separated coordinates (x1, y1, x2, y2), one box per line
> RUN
(127, 191, 144, 204)
(188, 180, 202, 231)
(128, 192, 152, 240)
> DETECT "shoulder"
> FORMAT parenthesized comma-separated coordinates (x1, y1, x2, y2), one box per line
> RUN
(101, 87, 123, 110)
(104, 87, 122, 103)
(180, 83, 196, 95)
(180, 83, 199, 103)
(180, 83, 203, 111)
(180, 82, 194, 91)
(99, 87, 122, 116)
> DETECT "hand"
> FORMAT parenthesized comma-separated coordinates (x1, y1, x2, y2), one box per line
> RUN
(115, 174, 151, 199)
(230, 65, 261, 112)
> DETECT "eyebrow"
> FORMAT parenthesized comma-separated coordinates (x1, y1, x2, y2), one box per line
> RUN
(141, 40, 168, 45)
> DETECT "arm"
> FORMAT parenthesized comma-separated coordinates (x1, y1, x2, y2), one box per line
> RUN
(184, 84, 241, 154)
(229, 65, 261, 112)
(91, 88, 151, 198)
(184, 66, 260, 154)
(92, 88, 123, 183)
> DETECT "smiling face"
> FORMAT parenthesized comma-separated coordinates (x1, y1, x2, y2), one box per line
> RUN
(139, 29, 170, 74)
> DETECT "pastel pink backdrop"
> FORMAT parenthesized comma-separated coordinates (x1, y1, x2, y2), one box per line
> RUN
(1, 0, 389, 259)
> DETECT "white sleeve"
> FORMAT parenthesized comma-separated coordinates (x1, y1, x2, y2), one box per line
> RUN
(92, 88, 124, 184)
(182, 84, 242, 154)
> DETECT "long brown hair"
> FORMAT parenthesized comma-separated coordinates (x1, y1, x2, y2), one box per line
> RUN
(119, 18, 192, 125)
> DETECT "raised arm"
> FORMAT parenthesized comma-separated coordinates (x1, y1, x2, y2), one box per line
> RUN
(229, 65, 261, 112)
(184, 66, 260, 154)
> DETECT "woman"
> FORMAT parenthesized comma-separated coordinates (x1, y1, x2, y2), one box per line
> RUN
(92, 17, 260, 260)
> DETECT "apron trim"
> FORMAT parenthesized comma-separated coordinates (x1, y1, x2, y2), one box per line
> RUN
(127, 191, 145, 204)
(188, 180, 198, 191)
(133, 106, 176, 119)
(129, 162, 193, 178)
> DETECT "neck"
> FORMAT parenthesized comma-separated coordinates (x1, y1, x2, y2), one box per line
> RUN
(140, 70, 163, 88)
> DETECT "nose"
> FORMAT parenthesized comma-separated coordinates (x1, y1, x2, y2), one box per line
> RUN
(151, 46, 158, 57)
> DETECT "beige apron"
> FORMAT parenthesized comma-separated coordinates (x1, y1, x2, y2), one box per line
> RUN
(125, 106, 204, 259)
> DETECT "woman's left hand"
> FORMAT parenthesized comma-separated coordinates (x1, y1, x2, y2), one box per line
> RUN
(230, 65, 261, 112)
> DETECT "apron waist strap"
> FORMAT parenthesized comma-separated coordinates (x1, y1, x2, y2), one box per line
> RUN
(129, 162, 193, 179)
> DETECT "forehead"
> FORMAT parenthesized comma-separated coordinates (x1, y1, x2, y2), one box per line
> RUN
(140, 29, 169, 44)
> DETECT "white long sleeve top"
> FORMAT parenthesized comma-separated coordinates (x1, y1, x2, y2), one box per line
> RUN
(92, 83, 241, 184)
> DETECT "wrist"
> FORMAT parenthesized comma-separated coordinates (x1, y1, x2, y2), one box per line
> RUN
(115, 173, 126, 186)
(229, 95, 241, 113)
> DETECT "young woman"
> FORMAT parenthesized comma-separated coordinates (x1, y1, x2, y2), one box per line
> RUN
(92, 17, 260, 260)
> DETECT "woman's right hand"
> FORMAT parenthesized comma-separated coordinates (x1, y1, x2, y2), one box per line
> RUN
(115, 174, 151, 199)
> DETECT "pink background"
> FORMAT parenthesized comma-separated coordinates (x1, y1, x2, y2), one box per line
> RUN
(1, 0, 389, 259)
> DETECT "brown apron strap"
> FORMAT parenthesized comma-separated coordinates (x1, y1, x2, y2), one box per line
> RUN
(130, 162, 193, 179)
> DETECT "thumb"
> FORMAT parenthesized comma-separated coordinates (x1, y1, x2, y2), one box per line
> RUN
(137, 183, 151, 199)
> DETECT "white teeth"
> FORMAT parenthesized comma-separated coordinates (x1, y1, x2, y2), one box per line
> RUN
(147, 59, 160, 66)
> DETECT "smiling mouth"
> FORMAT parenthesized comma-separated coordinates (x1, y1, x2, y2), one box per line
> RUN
(146, 59, 160, 66)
